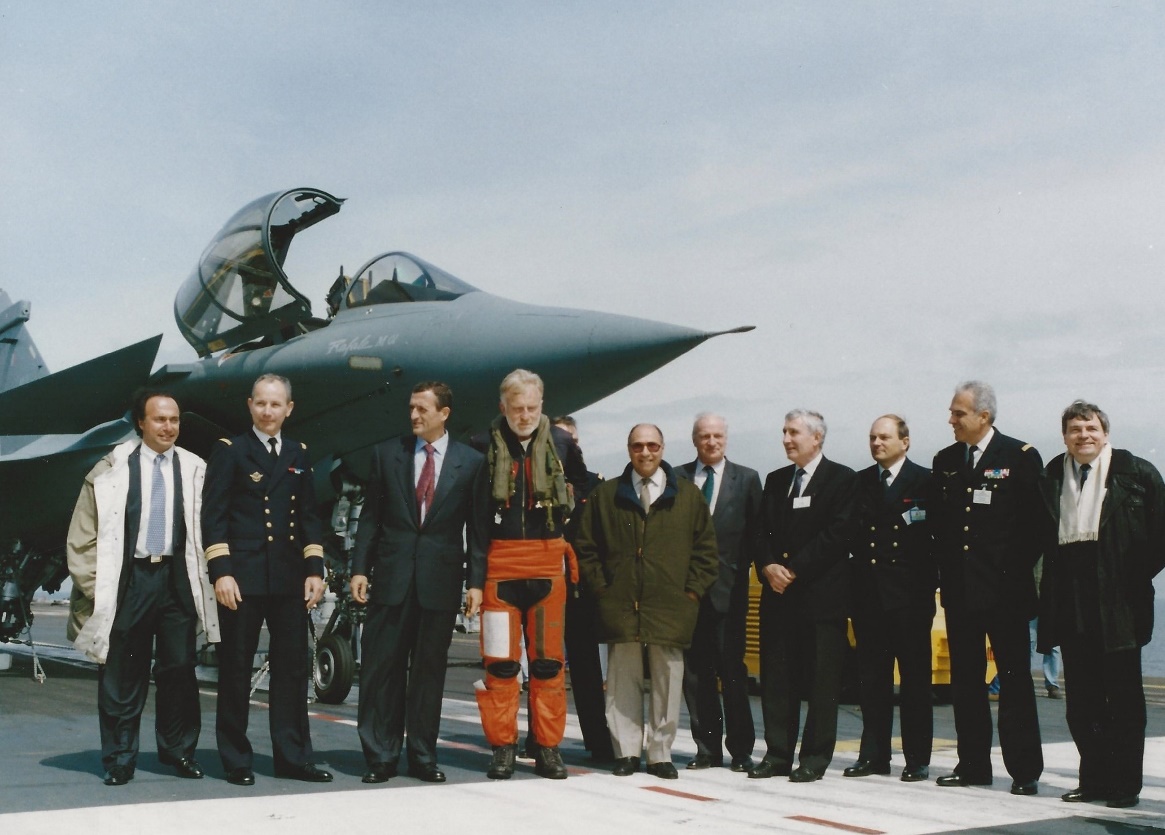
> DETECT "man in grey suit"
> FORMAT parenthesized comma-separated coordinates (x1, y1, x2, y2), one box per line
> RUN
(350, 381, 489, 784)
(678, 413, 760, 773)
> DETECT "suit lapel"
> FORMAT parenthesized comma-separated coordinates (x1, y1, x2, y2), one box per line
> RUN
(713, 461, 737, 521)
(425, 441, 462, 526)
(393, 437, 421, 527)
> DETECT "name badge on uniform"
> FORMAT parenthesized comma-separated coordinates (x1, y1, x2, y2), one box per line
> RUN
(973, 488, 992, 505)
(904, 508, 926, 524)
(792, 495, 812, 509)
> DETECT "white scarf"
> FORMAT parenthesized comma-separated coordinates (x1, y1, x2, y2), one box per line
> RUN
(1058, 444, 1110, 545)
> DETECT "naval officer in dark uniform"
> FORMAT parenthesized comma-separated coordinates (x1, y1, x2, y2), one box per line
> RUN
(844, 415, 936, 783)
(930, 380, 1043, 795)
(202, 373, 332, 785)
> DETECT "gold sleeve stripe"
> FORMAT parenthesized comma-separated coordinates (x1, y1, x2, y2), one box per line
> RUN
(303, 544, 324, 559)
(1021, 443, 1033, 451)
(218, 438, 233, 446)
(205, 543, 231, 560)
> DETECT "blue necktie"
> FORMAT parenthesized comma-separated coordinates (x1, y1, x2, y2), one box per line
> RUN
(790, 468, 804, 498)
(145, 455, 167, 556)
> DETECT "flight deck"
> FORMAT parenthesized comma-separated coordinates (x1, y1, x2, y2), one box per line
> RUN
(1, 602, 1162, 834)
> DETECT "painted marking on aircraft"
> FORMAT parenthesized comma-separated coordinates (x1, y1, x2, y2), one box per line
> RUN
(786, 816, 885, 834)
(641, 785, 718, 802)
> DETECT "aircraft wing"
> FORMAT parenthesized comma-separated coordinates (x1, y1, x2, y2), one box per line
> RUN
(0, 335, 162, 435)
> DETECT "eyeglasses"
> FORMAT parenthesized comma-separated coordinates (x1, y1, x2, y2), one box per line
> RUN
(629, 442, 661, 453)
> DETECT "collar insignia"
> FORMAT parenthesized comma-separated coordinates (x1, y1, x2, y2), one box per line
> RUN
(250, 471, 263, 482)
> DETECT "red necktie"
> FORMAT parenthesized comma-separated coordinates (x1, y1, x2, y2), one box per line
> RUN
(416, 443, 436, 520)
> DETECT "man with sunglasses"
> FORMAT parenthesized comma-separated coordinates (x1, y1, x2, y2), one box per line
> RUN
(575, 424, 718, 779)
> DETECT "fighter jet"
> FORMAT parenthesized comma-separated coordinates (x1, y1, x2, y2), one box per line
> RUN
(0, 186, 752, 643)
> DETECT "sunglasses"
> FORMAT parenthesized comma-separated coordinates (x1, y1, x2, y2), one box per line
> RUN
(629, 442, 662, 453)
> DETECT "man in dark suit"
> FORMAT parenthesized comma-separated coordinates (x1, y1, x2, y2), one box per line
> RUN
(349, 381, 488, 784)
(751, 409, 858, 783)
(930, 380, 1043, 795)
(554, 415, 614, 763)
(844, 415, 936, 783)
(677, 413, 759, 774)
(202, 374, 331, 786)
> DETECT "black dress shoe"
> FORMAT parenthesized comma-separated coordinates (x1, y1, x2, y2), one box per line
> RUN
(1061, 787, 1104, 803)
(748, 759, 791, 779)
(730, 756, 755, 774)
(789, 765, 824, 783)
(843, 760, 890, 777)
(172, 757, 204, 779)
(1107, 795, 1140, 808)
(276, 763, 334, 783)
(612, 756, 640, 777)
(103, 765, 133, 786)
(900, 765, 929, 782)
(226, 767, 255, 786)
(686, 753, 721, 770)
(1010, 780, 1038, 796)
(362, 763, 397, 784)
(646, 761, 679, 780)
(936, 772, 991, 787)
(408, 763, 446, 783)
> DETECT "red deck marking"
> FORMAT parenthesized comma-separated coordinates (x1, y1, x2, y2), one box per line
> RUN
(786, 815, 885, 834)
(642, 785, 717, 802)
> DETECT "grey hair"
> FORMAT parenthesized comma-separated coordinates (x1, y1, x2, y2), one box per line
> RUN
(785, 409, 826, 442)
(1061, 399, 1110, 434)
(691, 412, 727, 439)
(499, 368, 544, 400)
(253, 373, 292, 400)
(955, 380, 996, 423)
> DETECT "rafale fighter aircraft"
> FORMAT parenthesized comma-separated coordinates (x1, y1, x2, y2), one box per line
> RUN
(0, 186, 753, 659)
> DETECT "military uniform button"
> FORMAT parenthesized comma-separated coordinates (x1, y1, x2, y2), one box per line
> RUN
(290, 535, 296, 541)
(290, 522, 295, 528)
(264, 508, 270, 515)
(782, 552, 789, 559)
(266, 522, 272, 528)
(893, 525, 899, 531)
(870, 542, 876, 548)
(290, 495, 296, 500)
(870, 559, 877, 565)
(264, 496, 269, 502)
(870, 526, 876, 532)
(967, 487, 973, 493)
(965, 506, 971, 512)
(290, 509, 295, 515)
(892, 542, 898, 548)
(267, 536, 274, 542)
(963, 526, 969, 532)
(963, 545, 970, 551)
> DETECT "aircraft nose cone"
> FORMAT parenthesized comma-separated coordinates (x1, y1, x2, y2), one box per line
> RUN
(465, 295, 753, 413)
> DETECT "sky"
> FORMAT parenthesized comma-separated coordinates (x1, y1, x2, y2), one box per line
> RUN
(3, 1, 1165, 483)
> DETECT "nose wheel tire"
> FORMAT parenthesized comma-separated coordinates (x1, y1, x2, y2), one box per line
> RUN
(313, 631, 355, 704)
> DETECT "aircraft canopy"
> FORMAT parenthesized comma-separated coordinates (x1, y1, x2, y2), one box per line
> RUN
(174, 188, 344, 356)
(341, 252, 478, 309)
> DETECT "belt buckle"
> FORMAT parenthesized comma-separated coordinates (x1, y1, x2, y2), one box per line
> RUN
(150, 554, 164, 564)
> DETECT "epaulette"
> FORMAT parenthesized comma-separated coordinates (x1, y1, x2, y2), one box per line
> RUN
(300, 442, 308, 450)
(218, 437, 233, 446)
(1021, 443, 1033, 451)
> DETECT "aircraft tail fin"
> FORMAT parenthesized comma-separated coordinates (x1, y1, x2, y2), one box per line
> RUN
(0, 334, 162, 435)
(0, 290, 48, 394)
